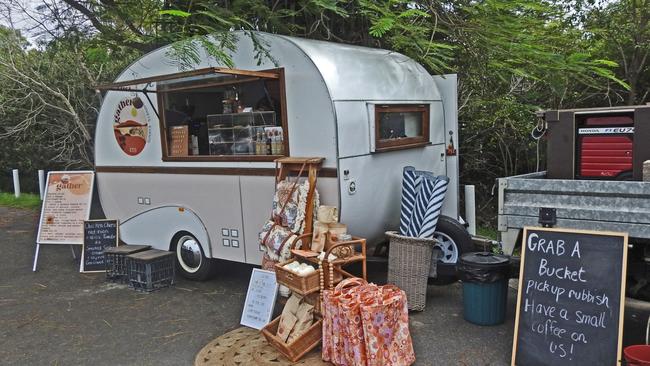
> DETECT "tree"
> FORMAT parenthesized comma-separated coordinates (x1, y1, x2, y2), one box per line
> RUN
(0, 0, 631, 228)
(0, 26, 137, 192)
(585, 0, 650, 105)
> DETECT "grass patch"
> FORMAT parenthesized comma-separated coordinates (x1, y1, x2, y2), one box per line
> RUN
(477, 226, 498, 241)
(0, 192, 42, 209)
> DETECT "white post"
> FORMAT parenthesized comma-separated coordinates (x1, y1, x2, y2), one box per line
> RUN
(12, 169, 20, 198)
(32, 244, 40, 272)
(464, 185, 476, 236)
(38, 170, 45, 199)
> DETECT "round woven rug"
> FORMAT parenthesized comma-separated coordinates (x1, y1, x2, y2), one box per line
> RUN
(194, 327, 329, 366)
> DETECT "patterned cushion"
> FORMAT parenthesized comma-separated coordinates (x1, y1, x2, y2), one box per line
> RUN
(399, 166, 449, 238)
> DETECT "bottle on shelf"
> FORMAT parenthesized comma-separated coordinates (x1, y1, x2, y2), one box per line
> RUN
(277, 130, 284, 155)
(235, 93, 244, 113)
(272, 129, 280, 155)
(256, 131, 266, 155)
(266, 130, 272, 155)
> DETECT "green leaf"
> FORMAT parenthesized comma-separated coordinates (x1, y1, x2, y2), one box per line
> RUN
(159, 9, 191, 18)
(369, 17, 394, 37)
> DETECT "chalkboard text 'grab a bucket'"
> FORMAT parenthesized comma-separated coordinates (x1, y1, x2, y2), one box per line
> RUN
(528, 233, 587, 283)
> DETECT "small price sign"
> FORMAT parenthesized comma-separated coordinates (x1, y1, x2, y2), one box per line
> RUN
(240, 269, 278, 330)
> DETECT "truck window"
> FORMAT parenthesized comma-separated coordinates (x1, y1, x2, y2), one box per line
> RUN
(374, 104, 430, 152)
(157, 68, 288, 161)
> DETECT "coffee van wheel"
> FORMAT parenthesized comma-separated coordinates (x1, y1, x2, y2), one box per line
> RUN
(172, 232, 214, 281)
(429, 216, 473, 285)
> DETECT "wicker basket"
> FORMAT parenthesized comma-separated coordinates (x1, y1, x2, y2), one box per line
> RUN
(261, 315, 323, 362)
(386, 231, 437, 311)
(275, 260, 342, 295)
(275, 260, 320, 295)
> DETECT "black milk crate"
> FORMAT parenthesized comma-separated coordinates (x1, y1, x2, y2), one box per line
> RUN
(126, 249, 175, 292)
(104, 245, 151, 282)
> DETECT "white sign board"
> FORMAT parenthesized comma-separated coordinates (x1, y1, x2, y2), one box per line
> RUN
(37, 171, 95, 244)
(240, 269, 278, 330)
(33, 171, 95, 272)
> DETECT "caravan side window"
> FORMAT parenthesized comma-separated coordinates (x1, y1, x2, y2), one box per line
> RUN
(157, 68, 289, 161)
(374, 104, 430, 152)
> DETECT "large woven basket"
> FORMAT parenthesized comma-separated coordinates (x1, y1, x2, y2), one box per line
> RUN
(386, 231, 437, 311)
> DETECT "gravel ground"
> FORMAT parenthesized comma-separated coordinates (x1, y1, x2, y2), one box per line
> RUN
(0, 206, 516, 366)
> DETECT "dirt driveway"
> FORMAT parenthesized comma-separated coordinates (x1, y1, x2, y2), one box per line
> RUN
(0, 207, 515, 365)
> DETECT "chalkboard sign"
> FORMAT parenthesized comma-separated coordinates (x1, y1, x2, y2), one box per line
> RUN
(80, 220, 119, 273)
(241, 268, 278, 330)
(512, 227, 628, 366)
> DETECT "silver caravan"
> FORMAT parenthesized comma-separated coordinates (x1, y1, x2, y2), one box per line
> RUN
(95, 32, 467, 280)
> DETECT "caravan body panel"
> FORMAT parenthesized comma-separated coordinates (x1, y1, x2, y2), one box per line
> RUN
(94, 32, 457, 265)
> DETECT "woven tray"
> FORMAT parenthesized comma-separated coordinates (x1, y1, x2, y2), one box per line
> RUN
(195, 327, 326, 365)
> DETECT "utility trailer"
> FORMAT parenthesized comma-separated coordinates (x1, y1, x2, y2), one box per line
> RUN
(498, 171, 650, 299)
(498, 104, 650, 299)
(498, 171, 650, 255)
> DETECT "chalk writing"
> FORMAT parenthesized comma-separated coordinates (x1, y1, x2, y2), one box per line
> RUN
(513, 228, 627, 366)
(81, 220, 118, 272)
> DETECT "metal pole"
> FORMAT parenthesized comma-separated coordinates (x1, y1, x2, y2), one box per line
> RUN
(32, 243, 40, 272)
(38, 170, 45, 199)
(464, 185, 476, 236)
(12, 169, 20, 198)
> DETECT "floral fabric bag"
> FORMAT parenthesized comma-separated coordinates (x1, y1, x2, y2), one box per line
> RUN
(322, 278, 367, 365)
(322, 279, 415, 366)
(360, 286, 415, 366)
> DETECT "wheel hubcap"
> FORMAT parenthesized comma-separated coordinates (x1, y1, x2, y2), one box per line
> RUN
(432, 232, 459, 264)
(177, 236, 202, 273)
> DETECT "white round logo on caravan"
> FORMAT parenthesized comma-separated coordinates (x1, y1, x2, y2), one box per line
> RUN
(113, 96, 151, 156)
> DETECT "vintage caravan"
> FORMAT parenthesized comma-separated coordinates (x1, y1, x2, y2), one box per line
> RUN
(95, 31, 468, 280)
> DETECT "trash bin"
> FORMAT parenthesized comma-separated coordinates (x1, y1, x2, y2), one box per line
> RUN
(458, 252, 510, 326)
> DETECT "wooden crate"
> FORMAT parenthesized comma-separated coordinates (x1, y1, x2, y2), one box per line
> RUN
(261, 315, 322, 362)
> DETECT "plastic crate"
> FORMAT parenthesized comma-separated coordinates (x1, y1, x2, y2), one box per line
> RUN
(126, 249, 175, 292)
(104, 245, 151, 282)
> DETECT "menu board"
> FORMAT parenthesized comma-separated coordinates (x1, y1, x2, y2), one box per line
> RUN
(169, 125, 188, 156)
(512, 227, 628, 366)
(36, 171, 95, 244)
(241, 269, 278, 330)
(81, 220, 119, 273)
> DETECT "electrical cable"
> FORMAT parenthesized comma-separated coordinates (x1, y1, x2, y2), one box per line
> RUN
(531, 118, 547, 172)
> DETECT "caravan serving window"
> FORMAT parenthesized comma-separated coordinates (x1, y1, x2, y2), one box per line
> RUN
(157, 68, 289, 161)
(374, 104, 430, 152)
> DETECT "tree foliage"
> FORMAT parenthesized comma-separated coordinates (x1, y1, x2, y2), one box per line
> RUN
(0, 0, 647, 226)
(584, 0, 650, 105)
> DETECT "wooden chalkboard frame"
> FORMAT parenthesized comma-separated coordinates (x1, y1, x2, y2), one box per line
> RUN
(511, 227, 628, 366)
(80, 219, 120, 273)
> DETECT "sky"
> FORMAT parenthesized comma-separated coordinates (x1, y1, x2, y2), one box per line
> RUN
(1, 0, 59, 45)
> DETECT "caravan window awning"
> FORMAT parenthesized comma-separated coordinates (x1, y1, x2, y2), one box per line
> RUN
(94, 67, 281, 93)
